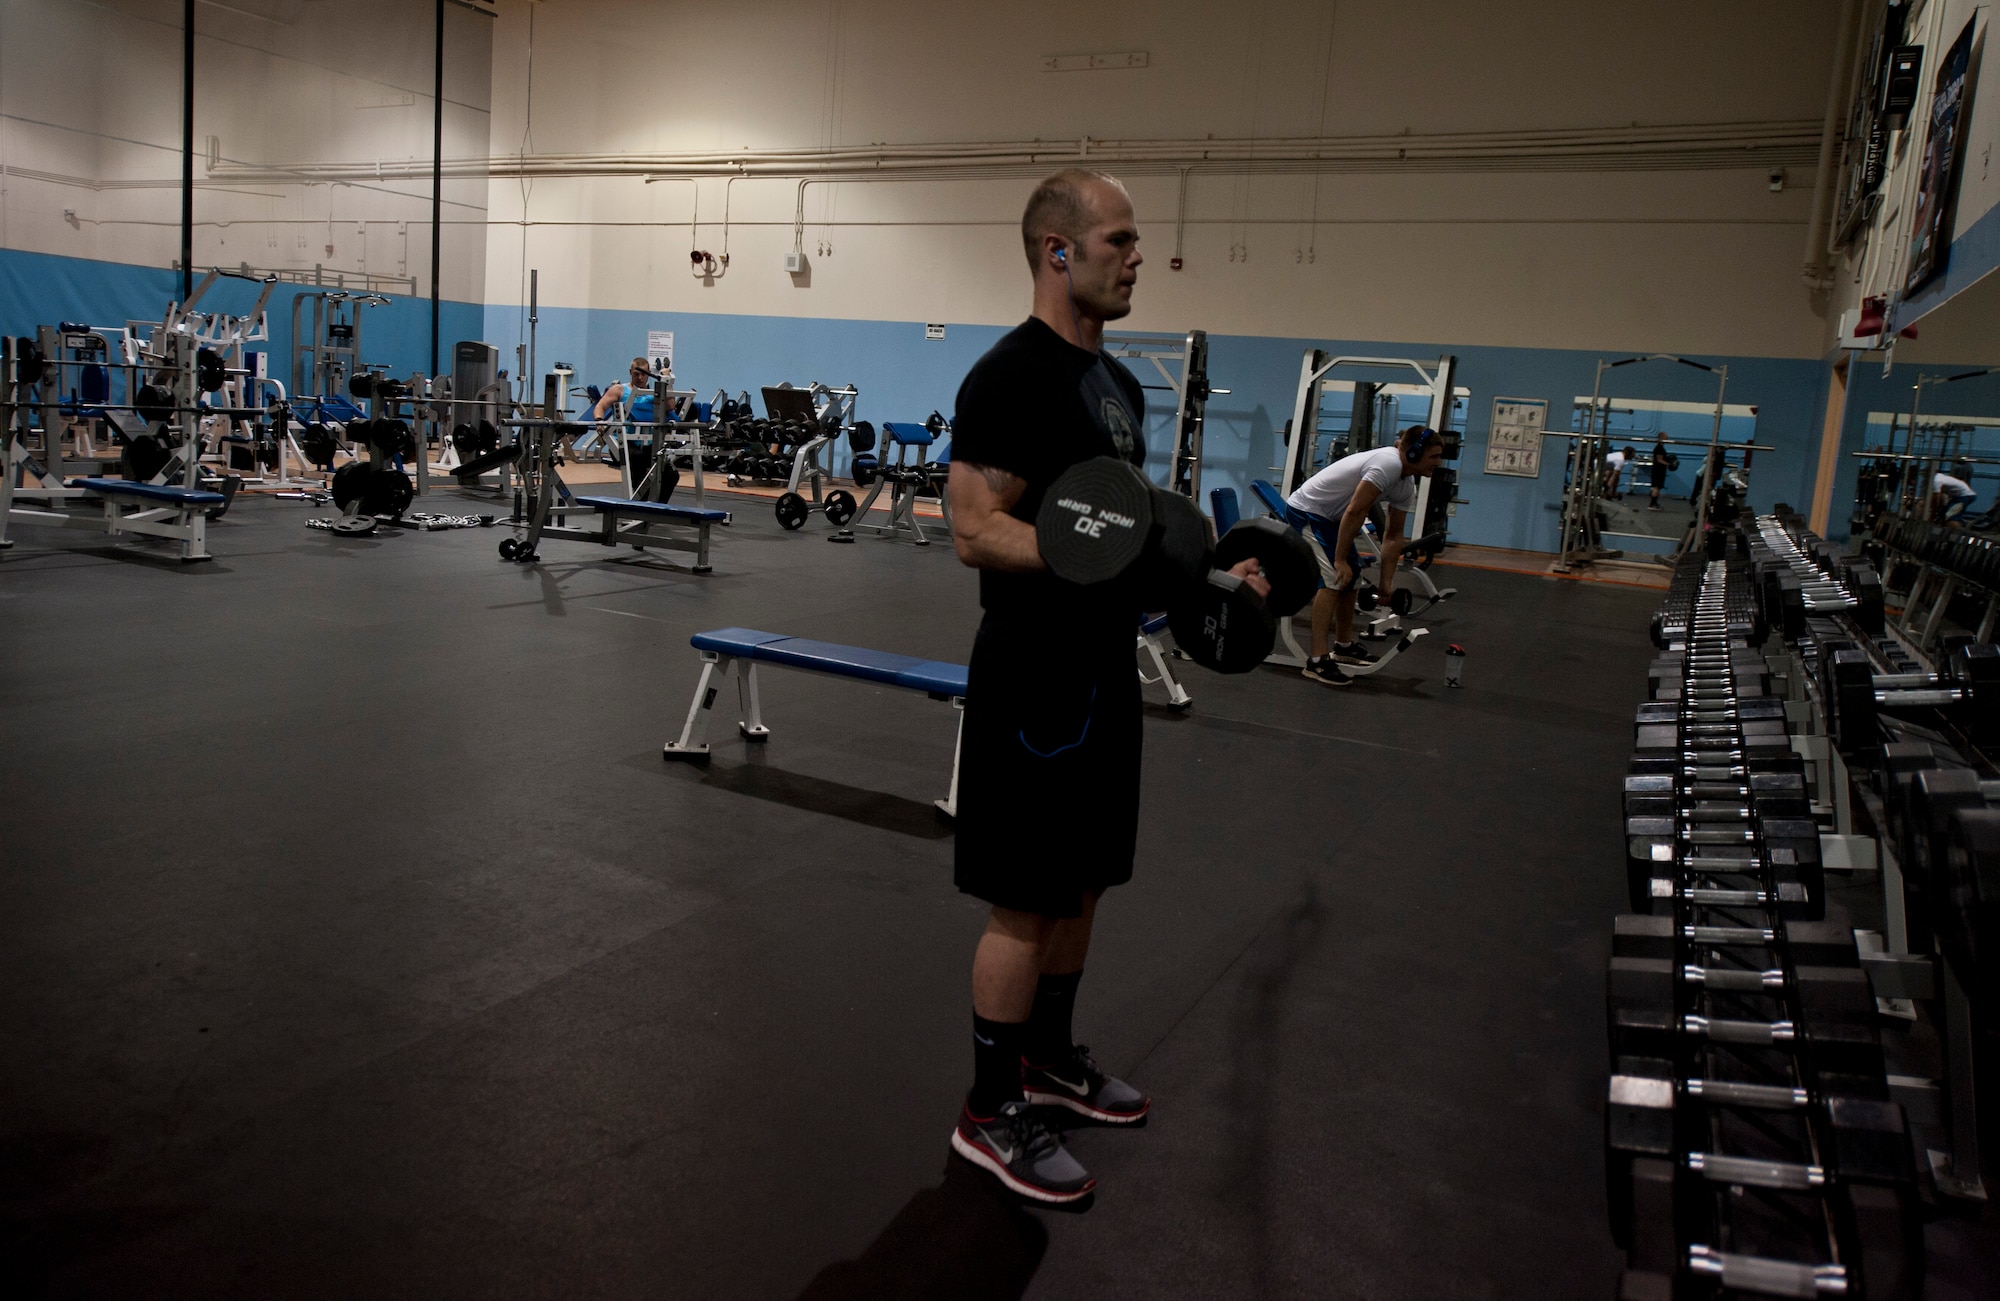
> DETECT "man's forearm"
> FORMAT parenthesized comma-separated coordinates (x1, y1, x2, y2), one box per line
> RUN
(956, 513, 1047, 573)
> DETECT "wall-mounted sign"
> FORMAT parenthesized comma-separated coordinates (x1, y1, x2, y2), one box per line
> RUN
(1484, 397, 1547, 478)
(646, 330, 674, 371)
(925, 324, 946, 340)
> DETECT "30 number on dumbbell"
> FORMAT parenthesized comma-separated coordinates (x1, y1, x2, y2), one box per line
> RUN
(1035, 457, 1316, 673)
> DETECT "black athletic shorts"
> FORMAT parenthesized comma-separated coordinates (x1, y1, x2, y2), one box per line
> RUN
(1650, 461, 1668, 490)
(953, 620, 1142, 918)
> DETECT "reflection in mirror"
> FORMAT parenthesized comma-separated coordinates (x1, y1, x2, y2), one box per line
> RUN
(1569, 398, 1759, 545)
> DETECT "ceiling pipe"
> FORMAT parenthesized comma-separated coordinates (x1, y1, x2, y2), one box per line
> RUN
(207, 119, 1825, 186)
(1802, 0, 1864, 290)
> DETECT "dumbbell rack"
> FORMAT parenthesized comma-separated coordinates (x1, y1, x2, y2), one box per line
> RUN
(1609, 548, 1923, 1299)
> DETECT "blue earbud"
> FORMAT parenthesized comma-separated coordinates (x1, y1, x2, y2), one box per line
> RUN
(1054, 247, 1067, 265)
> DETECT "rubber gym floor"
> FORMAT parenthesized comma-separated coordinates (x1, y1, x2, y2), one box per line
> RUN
(3, 495, 1996, 1300)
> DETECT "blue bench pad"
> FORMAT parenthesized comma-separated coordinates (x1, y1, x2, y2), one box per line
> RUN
(882, 422, 936, 447)
(573, 495, 729, 523)
(1249, 479, 1290, 518)
(688, 627, 968, 696)
(70, 478, 227, 507)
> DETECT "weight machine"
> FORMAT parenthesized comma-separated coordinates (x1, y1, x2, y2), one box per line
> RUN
(1101, 330, 1227, 501)
(2, 269, 295, 556)
(292, 290, 388, 401)
(841, 414, 950, 545)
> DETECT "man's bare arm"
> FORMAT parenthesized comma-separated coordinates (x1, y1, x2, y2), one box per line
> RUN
(949, 460, 1048, 573)
(1334, 479, 1384, 556)
(1378, 505, 1408, 592)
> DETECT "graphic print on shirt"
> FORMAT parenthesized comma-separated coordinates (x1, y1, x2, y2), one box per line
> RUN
(1078, 359, 1141, 462)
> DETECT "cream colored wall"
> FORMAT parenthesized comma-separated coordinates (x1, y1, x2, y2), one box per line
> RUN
(482, 0, 1840, 358)
(0, 0, 492, 300)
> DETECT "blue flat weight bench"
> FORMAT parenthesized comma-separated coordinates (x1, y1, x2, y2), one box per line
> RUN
(662, 627, 972, 815)
(661, 620, 1189, 817)
(1, 476, 226, 561)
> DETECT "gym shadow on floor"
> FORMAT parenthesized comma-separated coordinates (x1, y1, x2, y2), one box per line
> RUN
(794, 1156, 1051, 1301)
(640, 753, 957, 841)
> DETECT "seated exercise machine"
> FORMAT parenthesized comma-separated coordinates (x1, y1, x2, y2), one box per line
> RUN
(661, 617, 1194, 814)
(837, 413, 952, 545)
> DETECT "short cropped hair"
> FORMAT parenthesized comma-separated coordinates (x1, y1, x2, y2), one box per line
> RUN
(1021, 168, 1128, 268)
(630, 357, 651, 373)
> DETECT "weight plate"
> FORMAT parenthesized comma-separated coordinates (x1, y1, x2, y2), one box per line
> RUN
(1035, 457, 1154, 587)
(331, 461, 370, 511)
(498, 537, 519, 560)
(1138, 487, 1214, 611)
(121, 433, 169, 484)
(1357, 585, 1378, 612)
(1390, 588, 1414, 616)
(1214, 517, 1318, 617)
(775, 492, 809, 531)
(852, 454, 878, 488)
(367, 469, 413, 518)
(1167, 570, 1276, 675)
(825, 490, 857, 527)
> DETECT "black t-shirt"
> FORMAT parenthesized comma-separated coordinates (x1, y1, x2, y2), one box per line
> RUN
(952, 317, 1147, 634)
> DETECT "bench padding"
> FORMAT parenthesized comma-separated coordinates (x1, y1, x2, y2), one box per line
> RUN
(70, 478, 227, 507)
(574, 494, 730, 523)
(690, 627, 969, 697)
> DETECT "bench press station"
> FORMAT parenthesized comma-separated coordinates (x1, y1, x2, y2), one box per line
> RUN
(662, 617, 1191, 816)
(4, 337, 229, 562)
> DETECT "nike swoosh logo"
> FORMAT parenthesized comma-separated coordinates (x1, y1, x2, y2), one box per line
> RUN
(1044, 1073, 1091, 1096)
(986, 1139, 1014, 1162)
(974, 1034, 995, 1046)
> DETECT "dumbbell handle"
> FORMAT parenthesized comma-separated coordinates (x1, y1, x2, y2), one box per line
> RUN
(1687, 1151, 1824, 1190)
(1683, 1014, 1794, 1045)
(1684, 1078, 1809, 1109)
(1682, 964, 1785, 991)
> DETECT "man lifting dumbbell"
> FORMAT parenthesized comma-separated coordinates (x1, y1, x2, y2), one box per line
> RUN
(590, 357, 659, 421)
(942, 168, 1280, 1205)
(1284, 426, 1446, 686)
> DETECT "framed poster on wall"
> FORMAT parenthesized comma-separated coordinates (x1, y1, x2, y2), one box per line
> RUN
(1905, 18, 1977, 295)
(1484, 397, 1547, 477)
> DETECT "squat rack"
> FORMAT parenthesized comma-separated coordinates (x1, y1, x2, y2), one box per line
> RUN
(1100, 330, 1226, 502)
(1282, 350, 1462, 546)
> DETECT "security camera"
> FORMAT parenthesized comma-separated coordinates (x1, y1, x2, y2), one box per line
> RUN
(1768, 169, 1786, 192)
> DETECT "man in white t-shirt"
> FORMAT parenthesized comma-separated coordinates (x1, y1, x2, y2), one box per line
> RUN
(1601, 446, 1635, 499)
(1934, 464, 1977, 522)
(1282, 426, 1447, 686)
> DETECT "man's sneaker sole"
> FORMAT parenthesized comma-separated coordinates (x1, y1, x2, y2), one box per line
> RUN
(949, 1128, 1096, 1203)
(1302, 665, 1351, 686)
(1332, 651, 1375, 666)
(1023, 1087, 1151, 1124)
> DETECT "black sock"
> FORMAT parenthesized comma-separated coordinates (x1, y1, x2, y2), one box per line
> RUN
(969, 1014, 1027, 1116)
(1026, 971, 1083, 1067)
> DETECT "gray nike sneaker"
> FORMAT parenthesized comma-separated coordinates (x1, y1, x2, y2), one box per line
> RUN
(951, 1098, 1096, 1203)
(1022, 1045, 1151, 1124)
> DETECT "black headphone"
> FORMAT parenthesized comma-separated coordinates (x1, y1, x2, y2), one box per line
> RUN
(1403, 427, 1438, 462)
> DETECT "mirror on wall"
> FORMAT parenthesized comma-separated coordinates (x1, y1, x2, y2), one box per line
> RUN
(1568, 397, 1759, 544)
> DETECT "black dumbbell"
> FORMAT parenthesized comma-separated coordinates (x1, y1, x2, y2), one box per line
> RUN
(1167, 518, 1317, 674)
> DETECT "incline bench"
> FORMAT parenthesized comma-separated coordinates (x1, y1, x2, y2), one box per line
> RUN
(661, 617, 1189, 816)
(2, 477, 226, 561)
